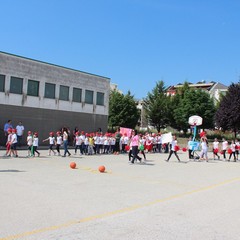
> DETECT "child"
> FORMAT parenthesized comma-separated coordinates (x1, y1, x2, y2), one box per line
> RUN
(200, 137, 208, 162)
(228, 140, 236, 162)
(110, 134, 116, 154)
(212, 138, 220, 160)
(74, 132, 81, 155)
(55, 131, 62, 156)
(10, 129, 18, 157)
(235, 139, 240, 161)
(84, 133, 89, 155)
(221, 138, 228, 161)
(33, 132, 40, 157)
(139, 135, 146, 161)
(102, 133, 109, 154)
(43, 132, 56, 156)
(5, 128, 12, 157)
(88, 134, 94, 155)
(165, 135, 180, 162)
(27, 131, 33, 157)
(128, 140, 133, 161)
(187, 137, 194, 159)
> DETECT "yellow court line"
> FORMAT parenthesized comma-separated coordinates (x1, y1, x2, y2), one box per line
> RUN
(1, 177, 240, 240)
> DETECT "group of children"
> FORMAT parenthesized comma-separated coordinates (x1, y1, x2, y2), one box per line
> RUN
(188, 136, 240, 162)
(3, 127, 240, 162)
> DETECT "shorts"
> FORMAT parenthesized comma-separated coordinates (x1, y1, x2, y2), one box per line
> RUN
(11, 143, 17, 150)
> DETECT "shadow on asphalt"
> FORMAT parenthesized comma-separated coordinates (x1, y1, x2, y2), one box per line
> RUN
(0, 169, 26, 173)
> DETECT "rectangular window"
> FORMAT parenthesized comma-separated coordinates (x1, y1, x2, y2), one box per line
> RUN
(59, 85, 69, 101)
(72, 88, 82, 102)
(44, 83, 55, 99)
(27, 80, 39, 97)
(96, 92, 104, 106)
(10, 76, 23, 94)
(0, 74, 5, 92)
(85, 90, 94, 104)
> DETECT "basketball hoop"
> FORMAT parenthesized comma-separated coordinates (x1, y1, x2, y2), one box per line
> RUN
(188, 115, 203, 126)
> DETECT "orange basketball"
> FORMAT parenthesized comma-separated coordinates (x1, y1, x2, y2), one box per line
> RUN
(70, 162, 76, 169)
(98, 165, 105, 173)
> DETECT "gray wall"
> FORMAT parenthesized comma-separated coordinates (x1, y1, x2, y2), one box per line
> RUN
(0, 104, 108, 146)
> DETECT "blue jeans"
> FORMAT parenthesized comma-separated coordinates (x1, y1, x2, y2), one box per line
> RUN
(64, 140, 70, 156)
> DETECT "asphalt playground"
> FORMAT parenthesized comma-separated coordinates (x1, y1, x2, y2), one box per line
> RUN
(1, 149, 240, 240)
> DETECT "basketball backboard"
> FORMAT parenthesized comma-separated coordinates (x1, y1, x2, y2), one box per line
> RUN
(188, 115, 203, 126)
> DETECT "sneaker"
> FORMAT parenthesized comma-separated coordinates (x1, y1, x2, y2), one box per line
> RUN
(38, 153, 40, 157)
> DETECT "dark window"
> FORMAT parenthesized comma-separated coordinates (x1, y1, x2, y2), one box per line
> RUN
(44, 83, 55, 99)
(27, 80, 39, 97)
(85, 90, 94, 104)
(10, 76, 23, 94)
(72, 88, 82, 102)
(96, 92, 104, 106)
(59, 85, 69, 101)
(0, 74, 5, 92)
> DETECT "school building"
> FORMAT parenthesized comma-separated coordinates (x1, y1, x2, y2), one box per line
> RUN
(0, 51, 110, 145)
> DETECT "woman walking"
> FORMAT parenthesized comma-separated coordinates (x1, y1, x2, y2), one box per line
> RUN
(130, 130, 142, 164)
(62, 128, 71, 157)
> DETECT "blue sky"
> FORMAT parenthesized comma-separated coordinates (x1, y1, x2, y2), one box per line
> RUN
(1, 0, 240, 99)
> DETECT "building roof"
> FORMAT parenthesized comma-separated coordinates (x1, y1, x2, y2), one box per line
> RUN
(167, 81, 228, 93)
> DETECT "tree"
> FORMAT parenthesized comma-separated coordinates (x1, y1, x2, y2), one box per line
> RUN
(143, 80, 171, 132)
(173, 88, 216, 132)
(215, 83, 240, 137)
(168, 82, 190, 129)
(108, 90, 140, 129)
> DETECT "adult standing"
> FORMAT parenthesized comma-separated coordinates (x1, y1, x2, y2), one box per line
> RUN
(130, 130, 142, 164)
(62, 128, 71, 157)
(16, 121, 24, 147)
(200, 137, 209, 162)
(4, 120, 13, 142)
(114, 129, 121, 153)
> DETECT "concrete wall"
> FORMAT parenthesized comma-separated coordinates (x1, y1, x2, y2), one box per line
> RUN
(0, 104, 108, 146)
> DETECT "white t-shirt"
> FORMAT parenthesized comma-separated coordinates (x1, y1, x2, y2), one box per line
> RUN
(16, 125, 24, 136)
(33, 137, 39, 146)
(57, 136, 62, 145)
(49, 137, 55, 145)
(222, 141, 228, 150)
(171, 140, 177, 151)
(75, 136, 81, 145)
(201, 141, 208, 150)
(11, 133, 18, 144)
(213, 141, 219, 149)
(230, 143, 236, 152)
(27, 136, 33, 146)
(84, 137, 89, 145)
(104, 137, 109, 145)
